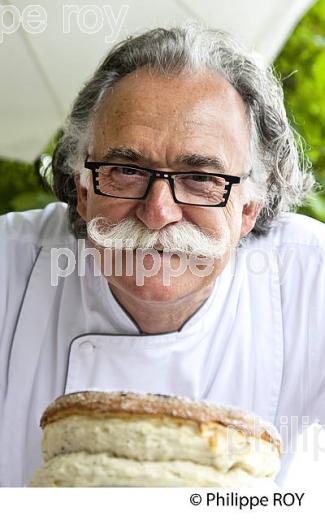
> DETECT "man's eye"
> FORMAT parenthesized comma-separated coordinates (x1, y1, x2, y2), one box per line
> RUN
(183, 174, 216, 184)
(113, 166, 139, 176)
(190, 174, 210, 182)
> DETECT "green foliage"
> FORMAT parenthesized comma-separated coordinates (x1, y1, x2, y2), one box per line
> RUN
(0, 3, 324, 222)
(275, 0, 325, 222)
(0, 136, 57, 214)
(0, 159, 56, 213)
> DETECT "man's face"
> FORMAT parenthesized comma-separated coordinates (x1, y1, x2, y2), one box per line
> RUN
(76, 68, 259, 302)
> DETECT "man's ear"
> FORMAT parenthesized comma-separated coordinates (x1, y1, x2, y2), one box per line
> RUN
(75, 173, 88, 221)
(240, 202, 262, 239)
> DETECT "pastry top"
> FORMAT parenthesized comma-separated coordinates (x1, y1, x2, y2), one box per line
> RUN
(40, 391, 281, 452)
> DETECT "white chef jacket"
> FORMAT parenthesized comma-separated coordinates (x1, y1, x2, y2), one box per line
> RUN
(0, 202, 324, 487)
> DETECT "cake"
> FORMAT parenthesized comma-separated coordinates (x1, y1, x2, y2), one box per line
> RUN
(29, 391, 281, 487)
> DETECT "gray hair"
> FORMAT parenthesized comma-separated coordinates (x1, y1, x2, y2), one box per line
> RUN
(52, 22, 315, 238)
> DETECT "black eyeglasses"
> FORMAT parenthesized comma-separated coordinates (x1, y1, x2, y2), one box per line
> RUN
(84, 157, 251, 207)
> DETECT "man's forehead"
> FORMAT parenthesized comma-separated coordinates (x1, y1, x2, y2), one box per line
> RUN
(91, 68, 250, 168)
(94, 68, 247, 124)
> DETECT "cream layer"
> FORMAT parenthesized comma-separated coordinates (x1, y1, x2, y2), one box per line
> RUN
(42, 416, 280, 478)
(29, 452, 277, 487)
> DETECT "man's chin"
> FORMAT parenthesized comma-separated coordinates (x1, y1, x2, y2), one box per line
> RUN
(106, 271, 210, 304)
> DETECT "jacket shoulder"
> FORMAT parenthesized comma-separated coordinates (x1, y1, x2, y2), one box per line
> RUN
(246, 212, 324, 250)
(0, 202, 75, 247)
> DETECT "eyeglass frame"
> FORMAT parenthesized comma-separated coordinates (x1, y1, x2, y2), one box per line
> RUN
(84, 156, 251, 208)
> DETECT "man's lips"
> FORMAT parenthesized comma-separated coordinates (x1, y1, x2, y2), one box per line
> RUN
(112, 245, 209, 257)
(130, 247, 179, 255)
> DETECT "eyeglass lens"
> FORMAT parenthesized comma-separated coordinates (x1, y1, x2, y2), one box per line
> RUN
(96, 165, 229, 205)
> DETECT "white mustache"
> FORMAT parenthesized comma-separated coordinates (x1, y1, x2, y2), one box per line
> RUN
(87, 216, 230, 258)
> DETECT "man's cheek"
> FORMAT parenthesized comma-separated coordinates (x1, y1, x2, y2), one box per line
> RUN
(222, 204, 242, 243)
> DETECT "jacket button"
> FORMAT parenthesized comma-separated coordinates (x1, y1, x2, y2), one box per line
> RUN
(79, 341, 95, 354)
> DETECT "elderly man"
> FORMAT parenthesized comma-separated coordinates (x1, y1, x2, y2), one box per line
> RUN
(0, 25, 324, 487)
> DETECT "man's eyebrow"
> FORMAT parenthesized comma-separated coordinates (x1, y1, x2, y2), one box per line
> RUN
(101, 147, 144, 162)
(176, 153, 226, 172)
(100, 148, 227, 172)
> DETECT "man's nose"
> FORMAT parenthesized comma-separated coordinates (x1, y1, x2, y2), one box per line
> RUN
(135, 178, 183, 230)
